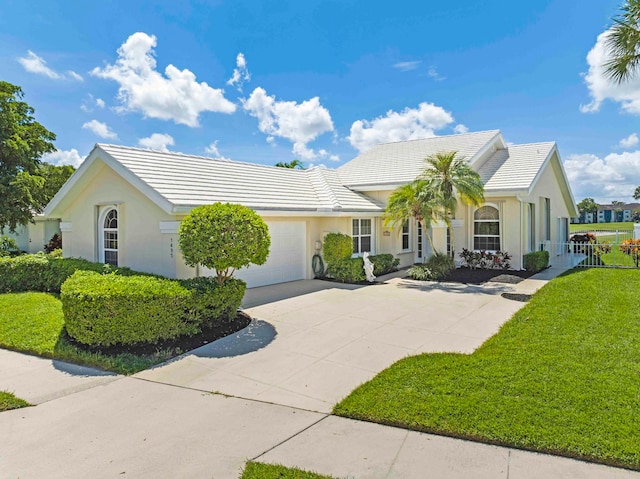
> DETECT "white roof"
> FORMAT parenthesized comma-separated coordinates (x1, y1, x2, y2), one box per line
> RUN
(478, 142, 556, 192)
(89, 144, 383, 213)
(337, 130, 502, 188)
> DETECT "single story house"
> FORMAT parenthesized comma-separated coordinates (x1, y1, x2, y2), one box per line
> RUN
(44, 129, 578, 288)
(4, 215, 61, 254)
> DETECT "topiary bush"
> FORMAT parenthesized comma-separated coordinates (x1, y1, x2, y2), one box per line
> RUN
(523, 251, 549, 273)
(180, 277, 246, 328)
(62, 271, 201, 347)
(179, 203, 270, 284)
(369, 254, 400, 276)
(322, 233, 353, 265)
(327, 257, 366, 283)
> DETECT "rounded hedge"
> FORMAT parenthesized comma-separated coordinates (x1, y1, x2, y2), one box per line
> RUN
(322, 233, 353, 265)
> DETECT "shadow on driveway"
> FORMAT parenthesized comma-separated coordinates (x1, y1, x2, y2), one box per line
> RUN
(191, 319, 277, 358)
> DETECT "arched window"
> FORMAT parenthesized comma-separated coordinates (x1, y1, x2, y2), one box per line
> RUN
(474, 206, 500, 251)
(100, 208, 118, 266)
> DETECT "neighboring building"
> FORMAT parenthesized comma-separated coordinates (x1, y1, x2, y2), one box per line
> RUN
(572, 203, 640, 224)
(44, 130, 578, 287)
(4, 215, 61, 254)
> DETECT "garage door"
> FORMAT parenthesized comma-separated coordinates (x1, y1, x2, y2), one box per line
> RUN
(205, 221, 307, 288)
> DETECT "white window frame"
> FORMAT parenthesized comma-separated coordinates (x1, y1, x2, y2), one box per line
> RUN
(99, 207, 119, 266)
(473, 205, 501, 252)
(401, 220, 411, 252)
(352, 218, 373, 255)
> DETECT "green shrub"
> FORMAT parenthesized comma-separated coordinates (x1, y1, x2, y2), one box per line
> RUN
(327, 257, 365, 283)
(0, 254, 49, 292)
(524, 251, 549, 273)
(0, 253, 148, 294)
(179, 203, 270, 284)
(424, 251, 455, 279)
(62, 271, 200, 347)
(180, 277, 246, 328)
(322, 233, 353, 265)
(0, 235, 19, 257)
(369, 254, 400, 276)
(407, 264, 434, 280)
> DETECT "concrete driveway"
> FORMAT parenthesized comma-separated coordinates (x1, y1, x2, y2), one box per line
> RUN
(136, 275, 526, 413)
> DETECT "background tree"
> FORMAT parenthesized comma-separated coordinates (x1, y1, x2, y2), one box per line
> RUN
(178, 203, 270, 284)
(612, 200, 625, 221)
(604, 0, 640, 83)
(634, 185, 640, 200)
(274, 159, 305, 169)
(0, 81, 56, 231)
(577, 197, 599, 223)
(383, 180, 437, 251)
(31, 163, 75, 212)
(420, 151, 485, 257)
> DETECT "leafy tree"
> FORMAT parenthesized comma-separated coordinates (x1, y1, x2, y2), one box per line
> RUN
(275, 159, 305, 169)
(604, 0, 640, 83)
(612, 200, 626, 221)
(420, 151, 485, 257)
(0, 81, 56, 231)
(33, 163, 75, 211)
(577, 197, 599, 223)
(634, 185, 640, 200)
(178, 203, 270, 284)
(383, 180, 437, 251)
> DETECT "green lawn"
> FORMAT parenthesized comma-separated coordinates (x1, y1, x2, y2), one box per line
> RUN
(571, 221, 635, 232)
(240, 462, 336, 479)
(0, 391, 30, 411)
(334, 268, 640, 469)
(0, 292, 175, 374)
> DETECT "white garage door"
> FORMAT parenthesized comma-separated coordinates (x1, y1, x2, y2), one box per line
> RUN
(206, 221, 307, 288)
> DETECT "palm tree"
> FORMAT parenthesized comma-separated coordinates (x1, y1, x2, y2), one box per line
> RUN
(275, 159, 305, 169)
(604, 0, 640, 83)
(420, 151, 485, 258)
(383, 180, 437, 251)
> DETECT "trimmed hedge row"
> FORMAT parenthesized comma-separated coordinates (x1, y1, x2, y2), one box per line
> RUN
(0, 253, 143, 294)
(326, 254, 400, 283)
(61, 272, 246, 346)
(524, 251, 549, 273)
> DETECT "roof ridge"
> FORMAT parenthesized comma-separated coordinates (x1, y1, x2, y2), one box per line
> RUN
(307, 168, 342, 210)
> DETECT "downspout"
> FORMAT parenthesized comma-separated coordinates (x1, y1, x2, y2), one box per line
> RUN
(516, 194, 525, 270)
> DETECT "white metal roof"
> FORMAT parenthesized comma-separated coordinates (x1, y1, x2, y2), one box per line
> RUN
(96, 144, 384, 213)
(478, 142, 556, 192)
(337, 130, 502, 188)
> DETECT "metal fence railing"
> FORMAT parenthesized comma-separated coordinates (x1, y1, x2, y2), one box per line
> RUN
(541, 240, 640, 269)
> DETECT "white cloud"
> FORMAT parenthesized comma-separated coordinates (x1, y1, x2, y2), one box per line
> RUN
(41, 148, 83, 167)
(96, 98, 105, 108)
(393, 61, 421, 72)
(227, 52, 250, 91)
(266, 136, 277, 147)
(619, 133, 639, 149)
(138, 133, 174, 152)
(454, 124, 469, 134)
(205, 140, 221, 156)
(581, 30, 640, 114)
(82, 120, 118, 140)
(427, 66, 445, 81)
(348, 102, 455, 152)
(81, 94, 106, 112)
(564, 151, 640, 202)
(92, 32, 236, 127)
(17, 51, 83, 81)
(243, 86, 334, 159)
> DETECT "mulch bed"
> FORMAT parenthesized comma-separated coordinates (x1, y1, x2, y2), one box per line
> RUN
(64, 311, 252, 357)
(436, 267, 539, 285)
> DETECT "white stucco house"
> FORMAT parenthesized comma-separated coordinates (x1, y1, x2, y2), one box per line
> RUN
(4, 215, 61, 254)
(44, 129, 578, 288)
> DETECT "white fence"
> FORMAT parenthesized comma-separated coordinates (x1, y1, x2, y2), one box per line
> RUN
(541, 239, 640, 269)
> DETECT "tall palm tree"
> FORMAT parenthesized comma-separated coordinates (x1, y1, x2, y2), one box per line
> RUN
(275, 159, 305, 169)
(420, 151, 485, 257)
(604, 0, 640, 83)
(383, 180, 436, 251)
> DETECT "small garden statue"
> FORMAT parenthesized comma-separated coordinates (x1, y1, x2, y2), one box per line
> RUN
(363, 251, 376, 282)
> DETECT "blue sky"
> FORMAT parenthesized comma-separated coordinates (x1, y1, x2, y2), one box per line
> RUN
(2, 0, 638, 203)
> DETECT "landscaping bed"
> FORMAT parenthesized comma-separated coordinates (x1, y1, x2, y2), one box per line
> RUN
(334, 268, 640, 469)
(439, 267, 538, 285)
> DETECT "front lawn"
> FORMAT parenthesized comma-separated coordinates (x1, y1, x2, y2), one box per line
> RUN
(240, 462, 336, 479)
(0, 391, 30, 411)
(0, 292, 183, 374)
(334, 268, 640, 469)
(570, 221, 635, 232)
